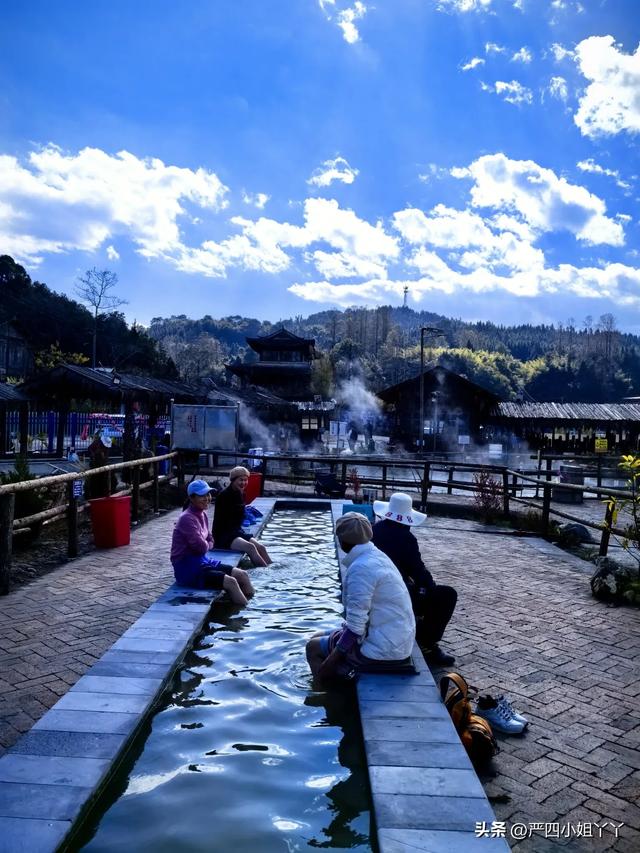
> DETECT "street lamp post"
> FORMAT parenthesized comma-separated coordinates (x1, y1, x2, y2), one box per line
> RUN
(419, 326, 443, 454)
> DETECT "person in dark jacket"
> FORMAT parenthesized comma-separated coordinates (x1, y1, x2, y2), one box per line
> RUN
(213, 466, 272, 566)
(371, 492, 457, 666)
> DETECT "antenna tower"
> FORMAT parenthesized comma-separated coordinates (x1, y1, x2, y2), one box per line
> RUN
(403, 285, 408, 308)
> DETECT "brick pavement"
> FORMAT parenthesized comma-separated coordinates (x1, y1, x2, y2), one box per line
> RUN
(415, 518, 640, 853)
(0, 510, 178, 755)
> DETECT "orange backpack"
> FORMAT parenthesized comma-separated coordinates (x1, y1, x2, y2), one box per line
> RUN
(440, 671, 498, 765)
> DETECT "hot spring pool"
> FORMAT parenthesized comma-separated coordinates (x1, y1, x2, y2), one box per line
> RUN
(75, 507, 374, 852)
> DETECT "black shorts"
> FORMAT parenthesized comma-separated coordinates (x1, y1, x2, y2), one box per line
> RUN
(215, 530, 254, 550)
(201, 563, 235, 591)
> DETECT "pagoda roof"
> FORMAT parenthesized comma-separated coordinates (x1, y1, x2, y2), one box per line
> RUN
(246, 327, 315, 352)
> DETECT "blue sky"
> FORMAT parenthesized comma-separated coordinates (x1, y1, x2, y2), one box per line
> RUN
(0, 0, 638, 329)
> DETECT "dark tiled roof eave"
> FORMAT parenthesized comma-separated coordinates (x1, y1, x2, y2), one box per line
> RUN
(493, 401, 640, 421)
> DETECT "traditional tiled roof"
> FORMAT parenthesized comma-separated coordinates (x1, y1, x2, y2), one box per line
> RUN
(493, 401, 640, 421)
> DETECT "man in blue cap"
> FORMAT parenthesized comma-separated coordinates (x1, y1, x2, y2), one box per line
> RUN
(171, 479, 254, 605)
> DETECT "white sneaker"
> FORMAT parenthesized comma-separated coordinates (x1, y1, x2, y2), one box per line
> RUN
(497, 695, 529, 728)
(475, 698, 526, 735)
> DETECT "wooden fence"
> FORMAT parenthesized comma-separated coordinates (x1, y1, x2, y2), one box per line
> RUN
(0, 451, 179, 594)
(0, 450, 635, 595)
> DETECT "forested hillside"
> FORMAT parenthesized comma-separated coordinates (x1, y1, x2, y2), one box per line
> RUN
(149, 305, 640, 402)
(0, 256, 177, 378)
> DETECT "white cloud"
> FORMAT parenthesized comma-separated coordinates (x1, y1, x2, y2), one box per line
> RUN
(436, 0, 494, 11)
(106, 245, 120, 261)
(308, 156, 359, 187)
(0, 145, 228, 266)
(170, 197, 399, 281)
(461, 57, 485, 71)
(452, 153, 624, 246)
(550, 42, 574, 62)
(485, 42, 506, 55)
(242, 190, 270, 209)
(511, 47, 532, 63)
(319, 1, 368, 45)
(576, 158, 630, 191)
(548, 76, 569, 101)
(482, 80, 533, 105)
(574, 36, 640, 138)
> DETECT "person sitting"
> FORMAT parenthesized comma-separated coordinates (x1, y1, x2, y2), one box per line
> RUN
(212, 466, 272, 567)
(306, 513, 415, 682)
(171, 479, 254, 606)
(371, 492, 457, 666)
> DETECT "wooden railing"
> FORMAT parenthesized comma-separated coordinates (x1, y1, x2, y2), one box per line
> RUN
(1, 449, 634, 595)
(0, 452, 179, 594)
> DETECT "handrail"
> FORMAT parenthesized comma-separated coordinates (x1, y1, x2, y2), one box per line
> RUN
(0, 451, 178, 494)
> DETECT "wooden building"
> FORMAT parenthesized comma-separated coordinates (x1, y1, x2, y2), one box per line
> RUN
(490, 401, 640, 453)
(226, 328, 317, 401)
(0, 321, 33, 380)
(377, 366, 499, 451)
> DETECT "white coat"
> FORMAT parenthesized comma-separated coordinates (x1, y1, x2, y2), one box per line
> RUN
(342, 541, 415, 660)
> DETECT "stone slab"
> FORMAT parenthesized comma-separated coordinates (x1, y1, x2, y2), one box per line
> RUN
(8, 731, 127, 760)
(0, 781, 88, 820)
(357, 681, 441, 703)
(373, 793, 497, 832)
(0, 817, 71, 853)
(88, 660, 171, 680)
(54, 691, 151, 715)
(366, 740, 474, 771)
(110, 637, 186, 654)
(33, 710, 140, 736)
(361, 717, 460, 745)
(359, 699, 451, 721)
(370, 765, 486, 799)
(70, 675, 163, 696)
(0, 753, 109, 788)
(99, 649, 178, 665)
(377, 827, 511, 853)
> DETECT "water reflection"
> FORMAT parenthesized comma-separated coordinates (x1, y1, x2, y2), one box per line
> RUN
(79, 509, 372, 852)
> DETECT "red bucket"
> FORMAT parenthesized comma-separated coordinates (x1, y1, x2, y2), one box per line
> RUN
(89, 496, 131, 548)
(244, 472, 262, 505)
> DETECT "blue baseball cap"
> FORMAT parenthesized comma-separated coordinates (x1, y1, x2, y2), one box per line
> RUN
(187, 479, 213, 496)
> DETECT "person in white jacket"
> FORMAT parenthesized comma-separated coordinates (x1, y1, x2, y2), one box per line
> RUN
(306, 512, 416, 681)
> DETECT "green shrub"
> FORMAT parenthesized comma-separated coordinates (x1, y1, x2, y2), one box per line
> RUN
(0, 456, 47, 523)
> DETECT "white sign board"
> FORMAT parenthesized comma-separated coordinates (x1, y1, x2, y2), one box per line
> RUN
(171, 404, 238, 451)
(488, 443, 503, 457)
(458, 435, 470, 446)
(330, 420, 348, 437)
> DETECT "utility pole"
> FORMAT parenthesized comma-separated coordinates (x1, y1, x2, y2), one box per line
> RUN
(419, 326, 444, 454)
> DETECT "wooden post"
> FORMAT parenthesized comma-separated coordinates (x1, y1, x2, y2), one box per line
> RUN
(511, 472, 517, 497)
(67, 480, 78, 558)
(381, 462, 387, 500)
(260, 458, 267, 496)
(599, 501, 614, 557)
(597, 456, 603, 489)
(420, 462, 430, 512)
(177, 453, 185, 488)
(0, 492, 15, 595)
(152, 461, 160, 515)
(541, 481, 551, 537)
(131, 464, 140, 523)
(447, 467, 454, 495)
(535, 449, 542, 499)
(502, 470, 510, 517)
(0, 402, 6, 458)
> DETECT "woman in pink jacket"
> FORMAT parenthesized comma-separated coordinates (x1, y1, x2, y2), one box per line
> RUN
(171, 480, 254, 606)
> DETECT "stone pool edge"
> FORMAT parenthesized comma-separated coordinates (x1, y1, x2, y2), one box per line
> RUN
(0, 498, 277, 853)
(331, 502, 511, 853)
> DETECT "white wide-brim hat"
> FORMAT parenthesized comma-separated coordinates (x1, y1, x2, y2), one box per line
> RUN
(373, 492, 427, 527)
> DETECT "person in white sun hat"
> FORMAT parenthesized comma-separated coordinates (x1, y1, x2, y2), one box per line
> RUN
(372, 492, 457, 667)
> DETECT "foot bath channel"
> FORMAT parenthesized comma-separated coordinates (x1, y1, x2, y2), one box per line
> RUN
(75, 505, 373, 852)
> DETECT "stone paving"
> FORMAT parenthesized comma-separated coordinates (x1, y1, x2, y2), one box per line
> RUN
(415, 517, 640, 853)
(0, 510, 179, 755)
